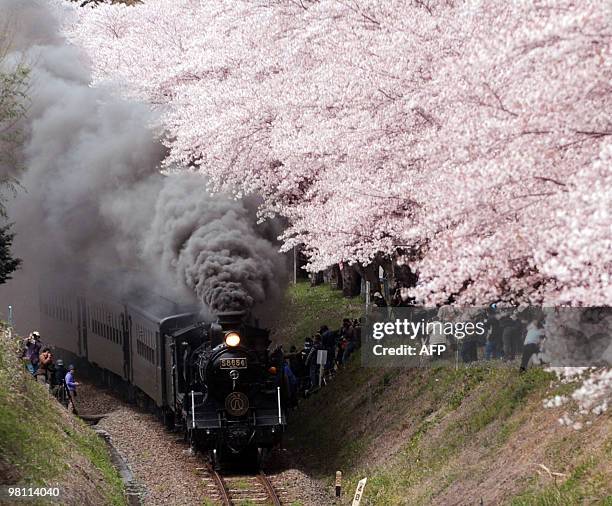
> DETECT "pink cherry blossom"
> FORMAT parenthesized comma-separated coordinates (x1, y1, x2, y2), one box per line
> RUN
(61, 0, 610, 309)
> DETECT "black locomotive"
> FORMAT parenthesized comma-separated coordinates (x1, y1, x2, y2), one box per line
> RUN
(168, 311, 286, 467)
(38, 286, 287, 467)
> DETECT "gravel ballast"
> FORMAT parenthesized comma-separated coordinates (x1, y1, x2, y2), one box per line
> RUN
(77, 383, 329, 505)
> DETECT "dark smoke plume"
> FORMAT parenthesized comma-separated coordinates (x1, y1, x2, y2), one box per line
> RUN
(0, 0, 286, 330)
(144, 175, 283, 312)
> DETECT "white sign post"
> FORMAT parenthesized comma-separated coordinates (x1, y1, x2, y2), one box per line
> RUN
(352, 477, 367, 506)
(316, 349, 328, 365)
(317, 349, 328, 387)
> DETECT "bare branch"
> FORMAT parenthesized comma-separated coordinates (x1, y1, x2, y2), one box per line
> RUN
(533, 176, 567, 187)
(484, 82, 518, 117)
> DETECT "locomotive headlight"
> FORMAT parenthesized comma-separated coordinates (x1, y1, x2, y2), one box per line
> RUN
(225, 332, 241, 347)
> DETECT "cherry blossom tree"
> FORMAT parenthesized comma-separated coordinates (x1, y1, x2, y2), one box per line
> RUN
(56, 0, 611, 418)
(59, 0, 611, 309)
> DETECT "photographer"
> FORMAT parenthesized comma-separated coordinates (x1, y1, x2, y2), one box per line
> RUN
(22, 331, 42, 375)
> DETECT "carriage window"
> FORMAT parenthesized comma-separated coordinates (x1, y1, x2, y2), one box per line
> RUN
(136, 322, 156, 364)
(156, 332, 160, 365)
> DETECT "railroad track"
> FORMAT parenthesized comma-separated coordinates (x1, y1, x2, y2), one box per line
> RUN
(198, 465, 285, 505)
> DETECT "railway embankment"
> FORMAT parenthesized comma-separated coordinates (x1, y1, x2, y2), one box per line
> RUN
(272, 282, 611, 504)
(287, 360, 611, 504)
(0, 328, 126, 505)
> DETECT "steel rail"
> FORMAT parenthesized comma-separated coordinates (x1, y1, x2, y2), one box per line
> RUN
(207, 465, 232, 506)
(258, 472, 282, 506)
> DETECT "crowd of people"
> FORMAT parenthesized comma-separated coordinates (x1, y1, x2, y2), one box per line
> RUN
(281, 317, 361, 405)
(373, 288, 549, 372)
(277, 288, 550, 409)
(432, 310, 545, 371)
(20, 331, 79, 413)
(18, 300, 546, 420)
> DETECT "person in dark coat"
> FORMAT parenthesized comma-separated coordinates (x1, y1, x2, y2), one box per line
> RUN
(299, 338, 313, 391)
(484, 311, 503, 359)
(305, 335, 323, 391)
(51, 359, 68, 406)
(320, 325, 336, 374)
(341, 319, 356, 363)
(501, 316, 523, 361)
(283, 361, 298, 407)
(22, 331, 42, 374)
(288, 345, 304, 378)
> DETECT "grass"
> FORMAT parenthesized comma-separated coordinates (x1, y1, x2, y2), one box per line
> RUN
(0, 325, 126, 505)
(71, 428, 127, 505)
(286, 354, 610, 504)
(271, 280, 363, 349)
(347, 367, 555, 504)
(511, 450, 612, 506)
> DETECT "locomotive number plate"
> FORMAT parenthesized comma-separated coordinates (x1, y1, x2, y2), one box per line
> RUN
(220, 358, 247, 369)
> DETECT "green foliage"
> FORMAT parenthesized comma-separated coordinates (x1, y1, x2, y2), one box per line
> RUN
(1, 44, 28, 279)
(0, 223, 20, 283)
(0, 60, 29, 203)
(511, 452, 612, 506)
(287, 353, 612, 505)
(70, 429, 127, 506)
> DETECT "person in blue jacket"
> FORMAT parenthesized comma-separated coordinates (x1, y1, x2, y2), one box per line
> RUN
(64, 365, 79, 414)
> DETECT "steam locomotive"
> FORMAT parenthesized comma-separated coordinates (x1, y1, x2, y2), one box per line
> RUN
(38, 285, 287, 467)
(170, 311, 286, 467)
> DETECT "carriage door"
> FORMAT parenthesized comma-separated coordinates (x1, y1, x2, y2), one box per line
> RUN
(77, 296, 88, 359)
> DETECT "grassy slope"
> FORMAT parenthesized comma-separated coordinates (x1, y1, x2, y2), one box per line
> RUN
(277, 284, 612, 505)
(0, 327, 126, 505)
(271, 280, 363, 349)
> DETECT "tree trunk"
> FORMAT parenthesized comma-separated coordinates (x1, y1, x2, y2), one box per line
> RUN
(359, 261, 382, 295)
(324, 264, 342, 290)
(331, 263, 342, 290)
(341, 263, 361, 297)
(310, 271, 324, 286)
